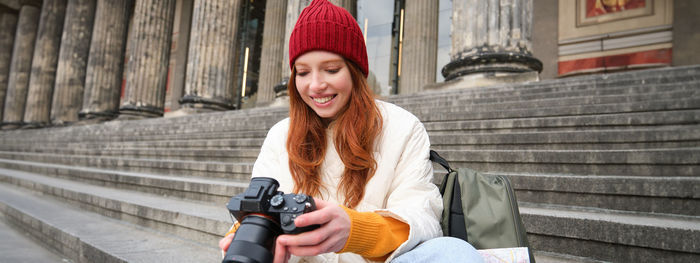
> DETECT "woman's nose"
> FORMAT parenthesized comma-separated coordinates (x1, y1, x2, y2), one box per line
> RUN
(309, 72, 326, 92)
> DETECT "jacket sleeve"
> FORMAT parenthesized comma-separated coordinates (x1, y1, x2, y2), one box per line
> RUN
(374, 119, 443, 262)
(338, 206, 410, 261)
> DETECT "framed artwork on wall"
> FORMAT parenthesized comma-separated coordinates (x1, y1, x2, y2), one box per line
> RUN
(577, 0, 653, 27)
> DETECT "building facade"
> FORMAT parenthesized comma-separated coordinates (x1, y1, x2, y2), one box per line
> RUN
(0, 0, 698, 128)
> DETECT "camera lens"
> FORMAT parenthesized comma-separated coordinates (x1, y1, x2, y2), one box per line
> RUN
(222, 214, 282, 263)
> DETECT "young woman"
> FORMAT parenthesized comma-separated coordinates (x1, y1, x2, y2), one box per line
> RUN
(220, 1, 483, 262)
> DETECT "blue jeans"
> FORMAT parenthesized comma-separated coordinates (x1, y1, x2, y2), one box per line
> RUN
(391, 237, 484, 263)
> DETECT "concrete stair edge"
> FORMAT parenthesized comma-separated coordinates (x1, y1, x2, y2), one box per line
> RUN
(0, 183, 221, 263)
(0, 168, 231, 245)
(520, 202, 700, 262)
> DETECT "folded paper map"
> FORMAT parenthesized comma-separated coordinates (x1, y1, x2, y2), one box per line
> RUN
(478, 247, 530, 263)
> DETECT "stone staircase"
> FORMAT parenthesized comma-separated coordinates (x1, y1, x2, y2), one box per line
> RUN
(0, 65, 698, 262)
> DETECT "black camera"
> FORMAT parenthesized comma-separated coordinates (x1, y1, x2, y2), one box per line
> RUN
(222, 177, 318, 263)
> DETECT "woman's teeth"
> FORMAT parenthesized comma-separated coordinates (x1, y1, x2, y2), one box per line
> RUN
(312, 95, 334, 104)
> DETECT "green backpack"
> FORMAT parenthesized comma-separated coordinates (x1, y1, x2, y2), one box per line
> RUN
(430, 150, 535, 263)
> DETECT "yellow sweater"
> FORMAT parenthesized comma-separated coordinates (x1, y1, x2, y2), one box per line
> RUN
(338, 206, 409, 261)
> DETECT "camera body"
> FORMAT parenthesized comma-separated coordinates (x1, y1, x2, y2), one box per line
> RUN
(227, 177, 317, 234)
(223, 177, 318, 263)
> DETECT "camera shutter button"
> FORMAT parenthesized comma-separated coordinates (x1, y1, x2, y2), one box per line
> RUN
(293, 194, 307, 204)
(282, 214, 293, 226)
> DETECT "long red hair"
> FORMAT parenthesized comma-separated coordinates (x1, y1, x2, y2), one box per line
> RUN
(286, 59, 383, 208)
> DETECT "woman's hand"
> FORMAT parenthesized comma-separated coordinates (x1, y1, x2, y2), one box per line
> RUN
(274, 198, 351, 261)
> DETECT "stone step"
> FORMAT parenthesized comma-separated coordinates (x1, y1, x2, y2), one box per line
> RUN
(430, 126, 700, 150)
(500, 172, 700, 216)
(390, 72, 700, 107)
(394, 81, 700, 110)
(4, 125, 697, 155)
(114, 118, 281, 133)
(8, 147, 260, 163)
(533, 251, 610, 263)
(0, 137, 266, 152)
(403, 85, 696, 115)
(0, 118, 279, 142)
(389, 65, 700, 104)
(0, 158, 247, 204)
(0, 151, 252, 180)
(0, 129, 269, 146)
(436, 147, 700, 176)
(85, 105, 287, 128)
(520, 203, 700, 263)
(0, 168, 231, 246)
(0, 217, 68, 262)
(76, 118, 279, 136)
(417, 97, 700, 122)
(425, 109, 700, 133)
(0, 183, 222, 262)
(396, 80, 698, 110)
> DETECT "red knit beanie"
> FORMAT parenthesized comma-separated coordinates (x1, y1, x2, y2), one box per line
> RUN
(289, 0, 368, 77)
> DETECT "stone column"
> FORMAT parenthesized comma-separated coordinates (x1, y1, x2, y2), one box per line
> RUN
(0, 9, 19, 121)
(256, 0, 287, 105)
(119, 0, 176, 118)
(164, 0, 193, 114)
(399, 0, 438, 95)
(80, 0, 132, 121)
(24, 0, 68, 128)
(442, 0, 541, 84)
(264, 0, 311, 105)
(329, 0, 356, 17)
(51, 0, 97, 125)
(281, 0, 311, 81)
(2, 1, 40, 129)
(180, 0, 242, 111)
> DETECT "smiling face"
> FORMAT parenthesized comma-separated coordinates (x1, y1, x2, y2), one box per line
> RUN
(294, 50, 353, 122)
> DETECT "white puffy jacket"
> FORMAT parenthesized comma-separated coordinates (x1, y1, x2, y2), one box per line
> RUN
(251, 100, 443, 262)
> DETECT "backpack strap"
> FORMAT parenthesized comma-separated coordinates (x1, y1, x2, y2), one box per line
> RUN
(429, 150, 453, 195)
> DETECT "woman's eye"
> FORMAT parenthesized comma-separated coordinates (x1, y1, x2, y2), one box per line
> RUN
(297, 71, 309, 77)
(327, 68, 340, 74)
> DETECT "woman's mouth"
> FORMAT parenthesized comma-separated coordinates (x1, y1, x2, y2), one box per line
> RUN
(312, 95, 336, 104)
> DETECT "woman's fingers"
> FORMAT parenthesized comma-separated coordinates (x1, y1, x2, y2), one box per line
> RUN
(293, 198, 338, 227)
(293, 208, 332, 228)
(284, 231, 348, 256)
(273, 237, 289, 263)
(278, 222, 332, 247)
(277, 198, 351, 256)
